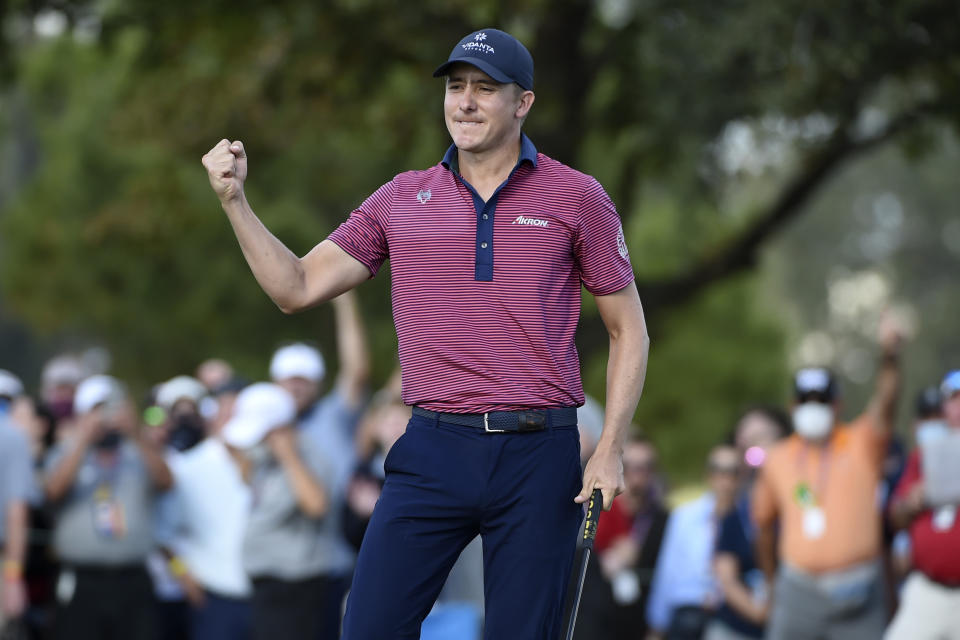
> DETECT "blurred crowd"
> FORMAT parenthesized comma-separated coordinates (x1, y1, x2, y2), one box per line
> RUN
(1, 303, 959, 640)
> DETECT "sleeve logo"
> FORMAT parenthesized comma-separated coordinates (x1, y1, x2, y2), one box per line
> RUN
(616, 223, 629, 258)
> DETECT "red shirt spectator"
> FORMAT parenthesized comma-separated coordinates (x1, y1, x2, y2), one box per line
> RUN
(891, 450, 960, 585)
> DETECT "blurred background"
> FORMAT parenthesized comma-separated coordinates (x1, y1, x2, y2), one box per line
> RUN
(1, 0, 958, 480)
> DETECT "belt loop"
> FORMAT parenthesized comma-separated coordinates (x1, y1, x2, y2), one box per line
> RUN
(545, 409, 554, 429)
(432, 409, 440, 428)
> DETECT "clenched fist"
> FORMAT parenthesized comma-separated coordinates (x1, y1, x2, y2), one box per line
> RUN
(202, 139, 247, 203)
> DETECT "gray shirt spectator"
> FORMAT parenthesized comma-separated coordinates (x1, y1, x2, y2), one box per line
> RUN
(243, 432, 353, 579)
(45, 438, 156, 566)
(0, 417, 33, 545)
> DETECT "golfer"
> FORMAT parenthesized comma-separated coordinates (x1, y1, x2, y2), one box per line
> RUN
(202, 28, 649, 640)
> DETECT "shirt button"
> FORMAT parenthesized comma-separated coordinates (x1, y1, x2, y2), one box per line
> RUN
(480, 242, 488, 249)
(482, 214, 489, 220)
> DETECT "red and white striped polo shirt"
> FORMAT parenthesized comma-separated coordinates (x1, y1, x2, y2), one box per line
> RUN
(328, 136, 634, 413)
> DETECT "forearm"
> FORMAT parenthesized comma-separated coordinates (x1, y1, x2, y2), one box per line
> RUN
(716, 557, 764, 623)
(598, 309, 649, 452)
(278, 455, 328, 518)
(45, 439, 89, 501)
(222, 195, 309, 313)
(3, 502, 28, 576)
(137, 437, 173, 491)
(871, 356, 901, 433)
(332, 291, 371, 404)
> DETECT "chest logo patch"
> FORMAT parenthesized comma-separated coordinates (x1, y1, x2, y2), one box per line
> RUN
(416, 189, 432, 204)
(512, 215, 548, 228)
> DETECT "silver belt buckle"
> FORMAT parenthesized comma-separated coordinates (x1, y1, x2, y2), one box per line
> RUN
(483, 412, 506, 433)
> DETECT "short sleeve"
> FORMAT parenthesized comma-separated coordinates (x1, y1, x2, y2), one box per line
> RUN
(574, 178, 635, 295)
(327, 179, 395, 277)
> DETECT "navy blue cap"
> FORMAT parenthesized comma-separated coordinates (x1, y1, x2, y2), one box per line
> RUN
(793, 367, 839, 403)
(915, 386, 942, 418)
(433, 28, 534, 90)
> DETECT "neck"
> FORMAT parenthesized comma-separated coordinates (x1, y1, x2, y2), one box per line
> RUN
(457, 134, 522, 186)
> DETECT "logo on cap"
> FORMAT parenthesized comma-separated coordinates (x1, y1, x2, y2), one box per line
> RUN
(463, 32, 495, 55)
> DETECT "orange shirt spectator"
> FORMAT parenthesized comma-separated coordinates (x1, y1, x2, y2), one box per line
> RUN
(753, 413, 886, 573)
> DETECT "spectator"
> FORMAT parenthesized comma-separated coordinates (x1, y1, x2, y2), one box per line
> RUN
(753, 322, 902, 640)
(157, 376, 253, 640)
(269, 292, 370, 638)
(223, 382, 335, 640)
(195, 359, 234, 394)
(43, 375, 172, 640)
(0, 371, 34, 635)
(574, 433, 668, 640)
(39, 356, 87, 436)
(884, 371, 960, 639)
(647, 444, 740, 639)
(148, 375, 211, 640)
(707, 408, 790, 640)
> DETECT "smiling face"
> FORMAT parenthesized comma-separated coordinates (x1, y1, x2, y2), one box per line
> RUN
(443, 63, 533, 155)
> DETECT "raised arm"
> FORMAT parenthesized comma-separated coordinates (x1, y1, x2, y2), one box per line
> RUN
(331, 291, 371, 409)
(575, 281, 650, 510)
(202, 139, 370, 313)
(863, 315, 904, 437)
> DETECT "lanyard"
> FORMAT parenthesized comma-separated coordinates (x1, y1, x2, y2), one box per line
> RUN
(795, 441, 832, 507)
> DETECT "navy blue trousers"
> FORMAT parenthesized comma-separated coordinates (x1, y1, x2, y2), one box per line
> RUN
(341, 412, 583, 640)
(191, 591, 251, 640)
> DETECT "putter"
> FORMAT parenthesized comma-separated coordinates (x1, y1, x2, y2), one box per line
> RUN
(563, 488, 603, 640)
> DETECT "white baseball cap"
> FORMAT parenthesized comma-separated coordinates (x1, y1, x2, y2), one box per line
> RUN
(74, 375, 125, 415)
(156, 376, 207, 411)
(269, 343, 325, 382)
(41, 356, 87, 390)
(223, 382, 296, 449)
(0, 370, 24, 399)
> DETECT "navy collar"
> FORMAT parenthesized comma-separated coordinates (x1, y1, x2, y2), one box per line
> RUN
(441, 133, 539, 174)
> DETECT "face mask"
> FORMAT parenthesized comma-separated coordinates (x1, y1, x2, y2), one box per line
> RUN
(47, 399, 74, 421)
(793, 403, 834, 441)
(94, 430, 123, 452)
(168, 414, 205, 452)
(916, 420, 949, 447)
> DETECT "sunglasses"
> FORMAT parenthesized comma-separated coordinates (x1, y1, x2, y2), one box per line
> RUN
(708, 463, 740, 476)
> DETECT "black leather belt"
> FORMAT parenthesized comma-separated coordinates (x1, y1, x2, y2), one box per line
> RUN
(412, 406, 578, 433)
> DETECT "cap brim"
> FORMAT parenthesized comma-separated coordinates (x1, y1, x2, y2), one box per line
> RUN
(433, 58, 514, 85)
(223, 415, 272, 450)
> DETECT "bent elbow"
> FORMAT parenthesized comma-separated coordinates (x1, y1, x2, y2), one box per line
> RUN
(275, 295, 307, 315)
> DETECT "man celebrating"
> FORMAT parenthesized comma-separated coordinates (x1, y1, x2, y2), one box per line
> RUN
(753, 322, 902, 640)
(202, 27, 649, 639)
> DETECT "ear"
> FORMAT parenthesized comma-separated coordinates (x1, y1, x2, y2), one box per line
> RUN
(515, 90, 535, 119)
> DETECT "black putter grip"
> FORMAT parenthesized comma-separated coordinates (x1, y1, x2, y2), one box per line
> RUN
(581, 489, 603, 550)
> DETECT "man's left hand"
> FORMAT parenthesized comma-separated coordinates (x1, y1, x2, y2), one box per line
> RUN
(575, 444, 624, 510)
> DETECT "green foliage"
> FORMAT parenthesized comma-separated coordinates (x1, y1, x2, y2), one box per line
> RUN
(1, 0, 958, 477)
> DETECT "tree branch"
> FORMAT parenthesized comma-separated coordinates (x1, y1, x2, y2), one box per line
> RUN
(634, 101, 941, 312)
